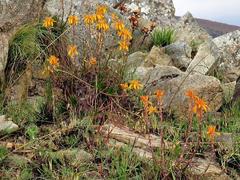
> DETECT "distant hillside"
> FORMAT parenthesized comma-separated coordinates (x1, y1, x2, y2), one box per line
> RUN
(196, 18, 240, 37)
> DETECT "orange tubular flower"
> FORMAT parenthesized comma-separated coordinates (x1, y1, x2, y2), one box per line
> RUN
(114, 20, 125, 31)
(96, 5, 108, 15)
(68, 15, 79, 26)
(129, 80, 142, 90)
(120, 83, 129, 91)
(147, 106, 158, 115)
(89, 57, 97, 66)
(48, 55, 59, 68)
(207, 125, 220, 142)
(96, 19, 109, 31)
(140, 96, 149, 106)
(68, 45, 78, 58)
(118, 28, 132, 40)
(186, 90, 197, 101)
(43, 17, 55, 28)
(84, 14, 97, 25)
(119, 40, 129, 51)
(155, 90, 164, 101)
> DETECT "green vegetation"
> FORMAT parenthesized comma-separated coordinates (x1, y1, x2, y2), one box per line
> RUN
(151, 27, 175, 47)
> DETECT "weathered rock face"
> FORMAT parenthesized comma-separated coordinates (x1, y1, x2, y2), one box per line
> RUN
(123, 0, 176, 25)
(175, 12, 211, 46)
(165, 42, 192, 71)
(213, 30, 240, 82)
(144, 46, 172, 67)
(0, 0, 45, 87)
(187, 40, 220, 75)
(144, 72, 223, 117)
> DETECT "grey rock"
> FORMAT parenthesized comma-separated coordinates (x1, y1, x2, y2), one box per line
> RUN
(144, 73, 223, 117)
(213, 30, 240, 82)
(221, 82, 236, 103)
(187, 40, 220, 75)
(175, 12, 211, 46)
(0, 115, 19, 135)
(144, 46, 172, 67)
(165, 42, 192, 70)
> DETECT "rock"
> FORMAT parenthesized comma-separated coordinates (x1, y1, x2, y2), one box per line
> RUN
(165, 42, 192, 70)
(0, 115, 19, 135)
(216, 133, 234, 152)
(188, 158, 231, 180)
(221, 82, 236, 103)
(144, 46, 172, 67)
(187, 40, 220, 75)
(0, 0, 45, 87)
(46, 0, 131, 52)
(101, 124, 173, 151)
(231, 76, 240, 104)
(123, 0, 176, 25)
(213, 30, 240, 82)
(175, 12, 211, 47)
(144, 73, 223, 117)
(142, 65, 183, 85)
(51, 149, 93, 167)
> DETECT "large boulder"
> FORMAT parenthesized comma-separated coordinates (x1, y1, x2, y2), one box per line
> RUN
(213, 30, 240, 82)
(144, 71, 223, 117)
(175, 12, 211, 47)
(187, 40, 220, 75)
(165, 42, 192, 71)
(0, 0, 45, 87)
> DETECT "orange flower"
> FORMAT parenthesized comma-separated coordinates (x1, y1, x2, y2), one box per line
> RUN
(140, 96, 149, 106)
(84, 14, 97, 25)
(96, 19, 109, 31)
(89, 57, 97, 66)
(186, 90, 197, 101)
(155, 90, 164, 101)
(147, 106, 158, 115)
(119, 40, 129, 51)
(120, 83, 129, 91)
(118, 28, 132, 40)
(114, 20, 125, 31)
(48, 55, 59, 68)
(193, 97, 209, 112)
(68, 45, 78, 58)
(96, 5, 108, 15)
(207, 125, 220, 142)
(111, 13, 118, 21)
(43, 17, 55, 28)
(68, 15, 79, 26)
(129, 80, 142, 90)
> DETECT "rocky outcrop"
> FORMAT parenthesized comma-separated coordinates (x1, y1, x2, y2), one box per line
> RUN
(213, 30, 240, 82)
(144, 72, 223, 117)
(175, 12, 211, 46)
(0, 0, 45, 87)
(165, 42, 192, 70)
(187, 40, 220, 75)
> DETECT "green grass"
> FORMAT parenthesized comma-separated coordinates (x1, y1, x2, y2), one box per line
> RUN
(151, 27, 175, 47)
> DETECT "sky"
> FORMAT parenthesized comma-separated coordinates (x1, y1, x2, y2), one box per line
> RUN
(172, 0, 240, 26)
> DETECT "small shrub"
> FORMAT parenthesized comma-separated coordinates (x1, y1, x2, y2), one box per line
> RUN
(151, 27, 175, 47)
(25, 124, 39, 140)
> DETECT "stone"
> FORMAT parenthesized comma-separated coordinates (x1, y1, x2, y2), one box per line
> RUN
(165, 42, 192, 70)
(142, 65, 183, 85)
(144, 73, 223, 117)
(0, 115, 19, 135)
(144, 46, 172, 67)
(213, 30, 240, 82)
(51, 149, 93, 167)
(0, 0, 45, 87)
(188, 158, 231, 180)
(187, 40, 220, 75)
(175, 12, 211, 46)
(216, 133, 234, 152)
